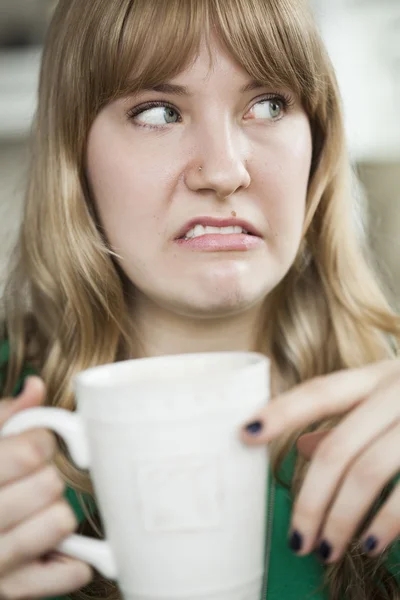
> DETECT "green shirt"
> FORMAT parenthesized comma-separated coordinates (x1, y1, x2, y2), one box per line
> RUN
(1, 341, 399, 599)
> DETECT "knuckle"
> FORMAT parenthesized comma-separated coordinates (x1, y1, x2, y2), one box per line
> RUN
(314, 437, 340, 466)
(12, 439, 45, 474)
(51, 501, 78, 539)
(1, 501, 78, 569)
(275, 403, 291, 426)
(27, 429, 57, 462)
(2, 530, 31, 570)
(39, 466, 65, 500)
(352, 454, 382, 488)
(295, 380, 327, 420)
(73, 561, 94, 588)
(306, 377, 332, 406)
(308, 376, 327, 396)
(314, 433, 349, 470)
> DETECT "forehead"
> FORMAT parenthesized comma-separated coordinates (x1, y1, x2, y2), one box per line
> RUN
(87, 0, 320, 115)
(135, 36, 273, 95)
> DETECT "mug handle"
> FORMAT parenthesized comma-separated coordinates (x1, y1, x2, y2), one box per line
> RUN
(0, 407, 117, 580)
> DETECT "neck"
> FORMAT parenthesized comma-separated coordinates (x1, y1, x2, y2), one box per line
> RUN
(131, 297, 265, 359)
(129, 295, 283, 397)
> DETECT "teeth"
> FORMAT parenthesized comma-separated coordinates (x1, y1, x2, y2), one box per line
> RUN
(184, 225, 247, 239)
(194, 224, 205, 237)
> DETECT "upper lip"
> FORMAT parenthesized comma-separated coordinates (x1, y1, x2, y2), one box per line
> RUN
(175, 217, 263, 239)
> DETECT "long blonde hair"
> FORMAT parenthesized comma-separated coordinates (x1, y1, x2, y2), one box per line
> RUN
(2, 0, 400, 598)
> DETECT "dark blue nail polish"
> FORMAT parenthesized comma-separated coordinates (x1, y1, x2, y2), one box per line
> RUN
(245, 421, 263, 435)
(289, 530, 303, 553)
(317, 540, 332, 562)
(363, 536, 378, 553)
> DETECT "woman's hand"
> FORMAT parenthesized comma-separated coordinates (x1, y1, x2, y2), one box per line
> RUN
(0, 377, 93, 599)
(241, 359, 400, 563)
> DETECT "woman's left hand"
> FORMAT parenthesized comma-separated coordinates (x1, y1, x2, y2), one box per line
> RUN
(240, 358, 400, 563)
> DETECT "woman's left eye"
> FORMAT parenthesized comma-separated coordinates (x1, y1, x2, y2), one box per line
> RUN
(127, 95, 290, 129)
(249, 98, 285, 120)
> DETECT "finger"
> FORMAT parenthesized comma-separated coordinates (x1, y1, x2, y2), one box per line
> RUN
(0, 500, 78, 576)
(0, 377, 46, 427)
(309, 421, 400, 563)
(296, 431, 330, 459)
(0, 554, 93, 599)
(359, 482, 400, 558)
(0, 465, 65, 533)
(286, 379, 400, 554)
(241, 359, 399, 444)
(296, 372, 400, 460)
(287, 375, 400, 557)
(0, 428, 57, 486)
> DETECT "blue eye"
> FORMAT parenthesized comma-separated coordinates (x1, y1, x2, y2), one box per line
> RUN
(128, 103, 181, 127)
(127, 93, 293, 129)
(252, 99, 284, 119)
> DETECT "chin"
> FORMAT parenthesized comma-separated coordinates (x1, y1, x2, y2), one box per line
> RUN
(131, 258, 284, 318)
(162, 276, 273, 319)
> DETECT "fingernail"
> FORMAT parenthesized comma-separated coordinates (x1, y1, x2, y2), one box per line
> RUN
(289, 530, 303, 553)
(244, 420, 263, 435)
(317, 540, 332, 562)
(362, 535, 378, 554)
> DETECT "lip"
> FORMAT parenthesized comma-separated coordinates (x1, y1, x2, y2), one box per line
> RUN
(175, 216, 263, 240)
(175, 234, 263, 252)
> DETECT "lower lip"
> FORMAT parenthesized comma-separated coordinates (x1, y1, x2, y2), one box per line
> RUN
(175, 234, 263, 251)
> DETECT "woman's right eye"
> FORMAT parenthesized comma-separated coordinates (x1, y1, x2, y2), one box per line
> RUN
(127, 102, 181, 129)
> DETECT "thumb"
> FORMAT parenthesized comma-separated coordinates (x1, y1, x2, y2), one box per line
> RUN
(0, 376, 46, 427)
(296, 430, 331, 460)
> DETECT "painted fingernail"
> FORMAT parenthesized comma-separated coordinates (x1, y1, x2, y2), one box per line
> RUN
(317, 540, 332, 562)
(362, 535, 378, 554)
(289, 530, 303, 553)
(244, 420, 263, 435)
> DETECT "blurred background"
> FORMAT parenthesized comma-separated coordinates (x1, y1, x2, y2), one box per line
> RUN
(0, 0, 399, 307)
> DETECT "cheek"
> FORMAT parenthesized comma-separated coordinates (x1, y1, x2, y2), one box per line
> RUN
(256, 122, 312, 258)
(86, 122, 168, 248)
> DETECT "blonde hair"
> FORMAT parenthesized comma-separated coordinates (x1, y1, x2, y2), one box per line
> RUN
(2, 0, 400, 598)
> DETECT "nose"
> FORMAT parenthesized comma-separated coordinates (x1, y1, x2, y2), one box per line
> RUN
(185, 121, 251, 200)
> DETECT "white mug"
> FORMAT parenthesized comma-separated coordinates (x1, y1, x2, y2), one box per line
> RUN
(1, 352, 270, 600)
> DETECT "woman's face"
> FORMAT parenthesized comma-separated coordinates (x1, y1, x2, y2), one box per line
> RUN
(86, 35, 312, 318)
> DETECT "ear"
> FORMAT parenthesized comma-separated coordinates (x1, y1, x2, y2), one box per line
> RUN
(296, 430, 331, 460)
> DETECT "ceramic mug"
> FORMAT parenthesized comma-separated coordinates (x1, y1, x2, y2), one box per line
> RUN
(1, 352, 270, 600)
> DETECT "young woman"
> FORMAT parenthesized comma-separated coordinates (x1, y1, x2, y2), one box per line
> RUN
(0, 0, 399, 599)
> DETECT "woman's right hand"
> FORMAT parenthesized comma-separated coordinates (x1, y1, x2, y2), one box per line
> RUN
(0, 377, 93, 599)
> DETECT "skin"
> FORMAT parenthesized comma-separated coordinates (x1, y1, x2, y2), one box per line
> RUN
(87, 33, 400, 564)
(0, 31, 398, 600)
(0, 34, 314, 598)
(0, 379, 92, 598)
(0, 34, 313, 599)
(242, 361, 400, 563)
(86, 34, 313, 357)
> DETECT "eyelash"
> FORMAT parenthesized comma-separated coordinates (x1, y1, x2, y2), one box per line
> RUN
(126, 93, 295, 129)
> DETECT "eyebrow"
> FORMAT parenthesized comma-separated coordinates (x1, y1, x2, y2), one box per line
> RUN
(138, 79, 269, 97)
